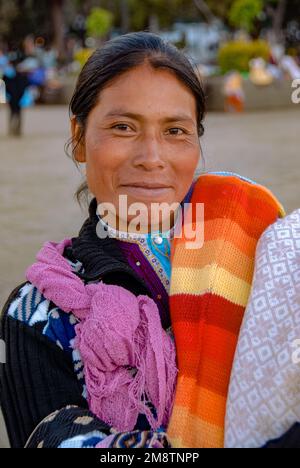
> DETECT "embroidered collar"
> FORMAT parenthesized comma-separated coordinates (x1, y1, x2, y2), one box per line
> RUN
(96, 210, 181, 243)
(65, 181, 196, 284)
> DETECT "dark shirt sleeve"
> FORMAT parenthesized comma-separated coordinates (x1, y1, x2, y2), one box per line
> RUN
(24, 406, 111, 448)
(0, 284, 96, 447)
(24, 405, 170, 449)
(0, 284, 167, 448)
(262, 424, 300, 449)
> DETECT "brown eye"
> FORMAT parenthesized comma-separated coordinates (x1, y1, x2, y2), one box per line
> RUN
(112, 124, 131, 131)
(167, 128, 185, 136)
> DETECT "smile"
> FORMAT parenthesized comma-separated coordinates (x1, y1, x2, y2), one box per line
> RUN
(120, 185, 173, 198)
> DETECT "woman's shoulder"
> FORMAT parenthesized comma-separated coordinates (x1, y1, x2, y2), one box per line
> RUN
(0, 236, 92, 358)
(2, 281, 52, 326)
(1, 281, 32, 323)
(0, 248, 82, 356)
(1, 244, 83, 326)
(1, 279, 81, 363)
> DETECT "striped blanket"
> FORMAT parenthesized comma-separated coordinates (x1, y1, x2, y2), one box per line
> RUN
(167, 173, 285, 448)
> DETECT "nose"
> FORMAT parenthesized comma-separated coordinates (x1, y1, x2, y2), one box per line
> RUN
(132, 133, 166, 171)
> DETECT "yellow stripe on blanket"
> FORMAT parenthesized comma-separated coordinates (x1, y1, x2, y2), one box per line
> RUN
(170, 265, 251, 307)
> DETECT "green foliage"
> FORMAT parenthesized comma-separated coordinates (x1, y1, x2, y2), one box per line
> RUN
(74, 47, 94, 68)
(128, 0, 183, 30)
(218, 39, 270, 73)
(86, 7, 114, 39)
(1, 0, 298, 50)
(205, 0, 235, 20)
(229, 0, 264, 32)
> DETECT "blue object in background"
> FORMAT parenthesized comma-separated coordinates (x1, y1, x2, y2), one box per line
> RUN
(19, 88, 35, 108)
(0, 56, 8, 67)
(3, 65, 16, 79)
(28, 68, 46, 86)
(0, 55, 9, 77)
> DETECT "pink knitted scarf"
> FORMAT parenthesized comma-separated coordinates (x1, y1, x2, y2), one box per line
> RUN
(25, 238, 178, 432)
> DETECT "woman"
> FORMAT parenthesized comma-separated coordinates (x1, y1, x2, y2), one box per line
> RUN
(2, 56, 30, 136)
(0, 32, 299, 449)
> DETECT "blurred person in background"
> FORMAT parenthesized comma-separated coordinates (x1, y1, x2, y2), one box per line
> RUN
(0, 48, 9, 78)
(2, 53, 30, 137)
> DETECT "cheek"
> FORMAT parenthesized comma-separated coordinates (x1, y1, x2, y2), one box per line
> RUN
(85, 135, 128, 190)
(172, 144, 200, 182)
(177, 151, 199, 172)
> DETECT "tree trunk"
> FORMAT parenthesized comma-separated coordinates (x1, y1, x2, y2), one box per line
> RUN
(50, 0, 65, 62)
(193, 0, 216, 23)
(120, 0, 130, 33)
(149, 13, 159, 33)
(273, 0, 287, 44)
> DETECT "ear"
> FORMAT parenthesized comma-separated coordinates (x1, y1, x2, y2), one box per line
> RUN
(71, 116, 86, 163)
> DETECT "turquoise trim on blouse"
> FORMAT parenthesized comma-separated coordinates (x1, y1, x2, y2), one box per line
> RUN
(96, 214, 173, 290)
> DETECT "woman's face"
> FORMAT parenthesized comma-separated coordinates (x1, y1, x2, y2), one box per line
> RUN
(72, 62, 201, 230)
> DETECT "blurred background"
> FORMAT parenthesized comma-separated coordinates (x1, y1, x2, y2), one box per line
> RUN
(0, 0, 300, 447)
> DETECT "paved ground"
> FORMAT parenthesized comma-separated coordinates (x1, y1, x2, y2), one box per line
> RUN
(0, 104, 299, 447)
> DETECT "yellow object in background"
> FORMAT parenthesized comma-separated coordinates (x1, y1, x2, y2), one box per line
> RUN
(249, 58, 274, 86)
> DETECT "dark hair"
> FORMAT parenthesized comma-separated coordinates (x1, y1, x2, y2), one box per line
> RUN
(65, 31, 206, 207)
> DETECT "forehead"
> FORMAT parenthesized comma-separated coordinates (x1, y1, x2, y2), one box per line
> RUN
(91, 63, 197, 120)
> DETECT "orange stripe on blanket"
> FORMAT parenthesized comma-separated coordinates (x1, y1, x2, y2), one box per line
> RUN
(190, 188, 278, 232)
(172, 240, 254, 283)
(171, 378, 227, 425)
(179, 178, 282, 239)
(173, 218, 258, 258)
(202, 201, 278, 238)
(193, 174, 284, 213)
(167, 401, 224, 448)
(170, 324, 238, 393)
(173, 213, 272, 252)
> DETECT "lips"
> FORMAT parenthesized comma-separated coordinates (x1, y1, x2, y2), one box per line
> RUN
(119, 183, 173, 199)
(121, 183, 172, 190)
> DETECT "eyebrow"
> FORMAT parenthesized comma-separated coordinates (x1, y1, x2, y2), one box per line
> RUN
(104, 109, 195, 123)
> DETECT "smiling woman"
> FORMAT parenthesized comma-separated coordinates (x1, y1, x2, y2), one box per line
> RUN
(67, 32, 205, 230)
(70, 61, 201, 231)
(1, 32, 299, 450)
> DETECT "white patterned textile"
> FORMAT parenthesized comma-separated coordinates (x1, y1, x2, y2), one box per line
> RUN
(225, 209, 300, 448)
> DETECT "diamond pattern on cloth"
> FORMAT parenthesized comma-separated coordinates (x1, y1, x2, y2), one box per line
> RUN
(225, 209, 300, 448)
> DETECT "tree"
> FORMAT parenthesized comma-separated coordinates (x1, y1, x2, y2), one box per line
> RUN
(86, 7, 114, 44)
(0, 0, 18, 38)
(193, 0, 216, 23)
(229, 0, 263, 33)
(50, 0, 66, 60)
(265, 0, 287, 43)
(120, 0, 130, 33)
(1, 0, 297, 53)
(227, 0, 288, 43)
(128, 0, 200, 31)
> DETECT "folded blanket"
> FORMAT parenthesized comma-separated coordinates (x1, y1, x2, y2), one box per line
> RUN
(167, 174, 284, 448)
(225, 209, 300, 448)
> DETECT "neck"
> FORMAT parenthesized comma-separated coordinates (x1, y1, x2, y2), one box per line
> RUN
(96, 209, 181, 240)
(96, 208, 179, 236)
